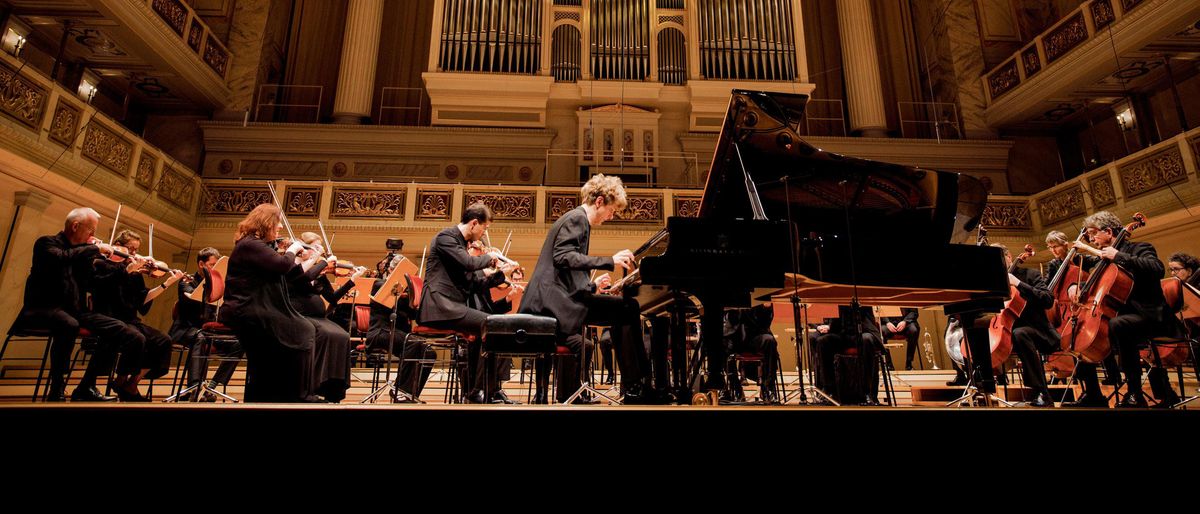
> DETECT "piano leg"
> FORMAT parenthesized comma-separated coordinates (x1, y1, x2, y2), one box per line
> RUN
(649, 316, 670, 395)
(699, 304, 726, 392)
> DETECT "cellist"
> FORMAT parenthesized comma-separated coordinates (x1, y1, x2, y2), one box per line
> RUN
(1045, 230, 1123, 386)
(1068, 211, 1171, 407)
(992, 244, 1057, 407)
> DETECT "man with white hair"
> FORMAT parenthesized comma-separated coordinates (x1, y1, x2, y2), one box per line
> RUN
(13, 207, 144, 401)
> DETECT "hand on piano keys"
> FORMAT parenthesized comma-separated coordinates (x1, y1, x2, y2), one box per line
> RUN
(612, 249, 634, 270)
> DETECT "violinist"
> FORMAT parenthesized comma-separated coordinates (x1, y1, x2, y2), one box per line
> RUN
(1068, 211, 1170, 407)
(1168, 252, 1199, 288)
(14, 207, 140, 401)
(992, 244, 1057, 407)
(89, 229, 183, 401)
(520, 175, 659, 404)
(286, 232, 361, 402)
(465, 255, 526, 404)
(218, 204, 320, 403)
(366, 252, 432, 402)
(417, 203, 516, 404)
(169, 247, 241, 400)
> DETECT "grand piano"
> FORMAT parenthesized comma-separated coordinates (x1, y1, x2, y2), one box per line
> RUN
(622, 89, 1011, 400)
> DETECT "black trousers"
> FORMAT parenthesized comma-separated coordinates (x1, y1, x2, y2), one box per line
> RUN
(550, 294, 644, 401)
(126, 319, 173, 380)
(1075, 312, 1162, 398)
(169, 326, 242, 386)
(731, 333, 779, 389)
(1011, 325, 1058, 397)
(308, 316, 351, 402)
(815, 332, 881, 404)
(233, 323, 315, 403)
(16, 309, 144, 388)
(885, 322, 920, 367)
(423, 309, 509, 397)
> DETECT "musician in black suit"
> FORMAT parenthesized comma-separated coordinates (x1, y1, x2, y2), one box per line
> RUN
(365, 256, 433, 403)
(883, 308, 920, 370)
(520, 174, 656, 404)
(1069, 211, 1171, 407)
(169, 247, 242, 400)
(721, 304, 780, 403)
(813, 305, 883, 405)
(992, 244, 1058, 407)
(417, 203, 515, 403)
(13, 208, 142, 402)
(1046, 229, 1123, 386)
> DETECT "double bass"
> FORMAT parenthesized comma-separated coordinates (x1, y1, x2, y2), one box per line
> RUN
(1059, 213, 1147, 363)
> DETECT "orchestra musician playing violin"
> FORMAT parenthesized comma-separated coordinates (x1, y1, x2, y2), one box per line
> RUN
(1068, 211, 1172, 408)
(14, 208, 143, 402)
(89, 229, 184, 401)
(219, 204, 321, 403)
(465, 257, 526, 404)
(520, 174, 660, 404)
(417, 203, 517, 404)
(169, 247, 242, 401)
(287, 232, 362, 402)
(992, 244, 1057, 407)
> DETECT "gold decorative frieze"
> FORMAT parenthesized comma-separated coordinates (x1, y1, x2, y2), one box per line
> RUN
(547, 192, 580, 222)
(48, 100, 81, 147)
(463, 190, 535, 222)
(285, 187, 322, 217)
(188, 19, 203, 51)
(416, 189, 453, 221)
(0, 62, 48, 129)
(135, 153, 157, 190)
(1044, 13, 1087, 63)
(331, 188, 407, 219)
(1038, 184, 1086, 226)
(157, 166, 196, 210)
(987, 60, 1019, 100)
(200, 185, 270, 215)
(240, 160, 327, 178)
(611, 194, 663, 223)
(203, 35, 229, 77)
(673, 196, 701, 218)
(981, 201, 1031, 230)
(1021, 47, 1041, 78)
(1090, 0, 1115, 30)
(152, 0, 189, 36)
(1118, 147, 1187, 199)
(82, 124, 134, 176)
(1088, 174, 1117, 208)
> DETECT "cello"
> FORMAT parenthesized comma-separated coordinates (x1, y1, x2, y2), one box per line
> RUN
(964, 244, 1034, 370)
(1045, 228, 1089, 327)
(1059, 213, 1147, 363)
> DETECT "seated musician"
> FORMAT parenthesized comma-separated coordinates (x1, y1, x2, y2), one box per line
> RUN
(813, 305, 883, 405)
(286, 232, 361, 403)
(169, 247, 243, 401)
(365, 253, 432, 402)
(465, 263, 526, 404)
(721, 304, 780, 403)
(89, 230, 183, 401)
(1168, 252, 1199, 337)
(992, 244, 1057, 407)
(1046, 230, 1123, 386)
(14, 208, 146, 402)
(883, 308, 920, 370)
(1068, 211, 1173, 407)
(416, 203, 517, 404)
(520, 174, 662, 404)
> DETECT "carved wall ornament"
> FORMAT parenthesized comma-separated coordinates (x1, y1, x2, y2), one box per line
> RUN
(547, 192, 581, 222)
(331, 188, 407, 219)
(188, 19, 203, 51)
(611, 194, 663, 223)
(332, 161, 348, 177)
(674, 196, 701, 218)
(463, 191, 536, 222)
(152, 0, 189, 35)
(135, 153, 157, 190)
(981, 201, 1032, 230)
(156, 166, 196, 210)
(416, 190, 453, 221)
(284, 187, 322, 217)
(48, 100, 82, 147)
(1044, 13, 1088, 63)
(1090, 0, 1115, 30)
(0, 62, 48, 129)
(82, 124, 134, 176)
(1118, 147, 1188, 198)
(1088, 174, 1117, 207)
(200, 185, 271, 215)
(445, 164, 460, 180)
(519, 166, 533, 181)
(218, 159, 234, 175)
(987, 60, 1020, 100)
(1038, 184, 1086, 226)
(1021, 46, 1041, 78)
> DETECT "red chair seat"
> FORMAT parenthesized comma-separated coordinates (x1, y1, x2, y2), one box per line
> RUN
(556, 345, 573, 355)
(201, 321, 233, 334)
(734, 353, 764, 361)
(78, 328, 92, 338)
(413, 325, 456, 336)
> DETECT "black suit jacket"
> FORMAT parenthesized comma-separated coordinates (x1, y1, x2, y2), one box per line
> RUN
(519, 206, 614, 335)
(417, 227, 501, 324)
(827, 305, 882, 341)
(22, 232, 102, 314)
(1011, 266, 1055, 333)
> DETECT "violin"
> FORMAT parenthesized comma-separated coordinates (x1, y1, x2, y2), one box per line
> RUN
(467, 239, 524, 309)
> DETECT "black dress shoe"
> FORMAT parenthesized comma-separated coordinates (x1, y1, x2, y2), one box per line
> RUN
(490, 390, 520, 404)
(1029, 392, 1054, 407)
(465, 389, 488, 404)
(46, 381, 67, 402)
(759, 390, 780, 404)
(1118, 392, 1148, 408)
(70, 386, 116, 402)
(115, 387, 151, 402)
(1066, 392, 1108, 408)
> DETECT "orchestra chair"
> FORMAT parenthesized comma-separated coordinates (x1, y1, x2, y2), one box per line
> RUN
(725, 351, 786, 403)
(0, 324, 95, 402)
(367, 273, 468, 404)
(167, 266, 243, 402)
(1137, 278, 1200, 408)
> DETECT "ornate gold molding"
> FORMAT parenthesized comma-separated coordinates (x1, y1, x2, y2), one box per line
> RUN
(463, 190, 536, 222)
(331, 187, 407, 219)
(157, 166, 196, 210)
(416, 189, 453, 221)
(1118, 147, 1187, 198)
(611, 193, 663, 223)
(547, 192, 580, 222)
(152, 0, 189, 36)
(285, 186, 322, 218)
(48, 100, 81, 147)
(988, 60, 1020, 100)
(1038, 184, 1086, 226)
(135, 153, 157, 190)
(673, 195, 701, 218)
(200, 185, 270, 215)
(203, 35, 229, 77)
(1088, 173, 1117, 207)
(82, 124, 134, 176)
(1044, 13, 1087, 63)
(0, 62, 48, 129)
(982, 201, 1032, 230)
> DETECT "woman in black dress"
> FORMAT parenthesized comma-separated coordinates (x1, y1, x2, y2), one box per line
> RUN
(285, 232, 361, 402)
(218, 204, 320, 402)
